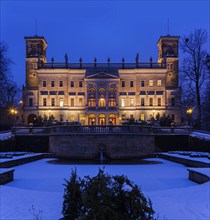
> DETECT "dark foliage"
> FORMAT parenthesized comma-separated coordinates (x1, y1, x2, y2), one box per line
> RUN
(62, 168, 154, 220)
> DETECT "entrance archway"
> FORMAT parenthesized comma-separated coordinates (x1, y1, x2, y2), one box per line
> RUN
(109, 114, 116, 125)
(88, 114, 96, 125)
(98, 114, 106, 125)
(27, 114, 38, 124)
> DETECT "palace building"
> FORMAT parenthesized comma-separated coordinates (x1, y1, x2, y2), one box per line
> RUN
(23, 35, 181, 125)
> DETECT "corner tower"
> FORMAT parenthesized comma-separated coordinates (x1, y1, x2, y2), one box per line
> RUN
(157, 35, 179, 88)
(25, 36, 47, 89)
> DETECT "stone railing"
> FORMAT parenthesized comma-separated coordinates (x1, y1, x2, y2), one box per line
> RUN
(12, 125, 192, 135)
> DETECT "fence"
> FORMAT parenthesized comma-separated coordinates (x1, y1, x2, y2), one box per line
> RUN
(12, 125, 192, 135)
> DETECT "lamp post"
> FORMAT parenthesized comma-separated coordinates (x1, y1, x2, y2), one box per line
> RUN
(10, 108, 18, 127)
(186, 108, 193, 126)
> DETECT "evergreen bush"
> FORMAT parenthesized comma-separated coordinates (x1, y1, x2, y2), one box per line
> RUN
(62, 168, 154, 220)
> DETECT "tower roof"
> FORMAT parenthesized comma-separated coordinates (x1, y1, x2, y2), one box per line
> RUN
(157, 35, 180, 44)
(24, 35, 47, 45)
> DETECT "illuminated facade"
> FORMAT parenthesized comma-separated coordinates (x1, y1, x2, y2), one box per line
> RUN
(23, 35, 181, 125)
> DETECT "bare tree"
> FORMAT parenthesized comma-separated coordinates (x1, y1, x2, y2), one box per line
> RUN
(0, 42, 20, 108)
(180, 29, 209, 129)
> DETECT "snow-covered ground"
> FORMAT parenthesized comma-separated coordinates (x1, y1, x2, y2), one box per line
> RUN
(191, 131, 210, 141)
(0, 131, 13, 140)
(0, 158, 209, 220)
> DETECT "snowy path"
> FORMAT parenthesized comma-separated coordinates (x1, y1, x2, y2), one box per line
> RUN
(0, 158, 209, 220)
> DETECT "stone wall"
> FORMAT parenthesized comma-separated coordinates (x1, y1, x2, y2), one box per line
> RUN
(49, 134, 155, 159)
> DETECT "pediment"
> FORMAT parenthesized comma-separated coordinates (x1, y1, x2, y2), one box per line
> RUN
(86, 72, 119, 79)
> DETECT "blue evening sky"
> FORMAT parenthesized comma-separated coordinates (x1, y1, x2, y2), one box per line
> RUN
(1, 0, 209, 86)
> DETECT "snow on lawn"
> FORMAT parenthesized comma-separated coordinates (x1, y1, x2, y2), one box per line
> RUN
(0, 132, 12, 140)
(191, 131, 210, 141)
(0, 158, 209, 220)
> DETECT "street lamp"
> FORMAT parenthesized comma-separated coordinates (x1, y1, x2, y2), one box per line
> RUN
(186, 108, 193, 126)
(10, 108, 18, 127)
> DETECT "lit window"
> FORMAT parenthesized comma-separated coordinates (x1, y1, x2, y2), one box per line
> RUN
(43, 81, 46, 87)
(157, 80, 161, 86)
(167, 63, 173, 69)
(121, 81, 125, 87)
(59, 98, 64, 107)
(141, 81, 145, 87)
(59, 81, 63, 87)
(130, 98, 134, 106)
(149, 80, 153, 87)
(140, 114, 145, 121)
(71, 98, 74, 106)
(79, 98, 83, 106)
(70, 115, 74, 121)
(32, 63, 37, 69)
(121, 98, 125, 107)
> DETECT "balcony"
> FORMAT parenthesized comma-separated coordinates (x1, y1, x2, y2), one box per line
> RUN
(86, 106, 118, 111)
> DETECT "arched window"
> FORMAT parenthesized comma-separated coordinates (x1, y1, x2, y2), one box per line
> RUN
(88, 114, 96, 125)
(99, 88, 105, 92)
(88, 88, 96, 92)
(99, 114, 106, 125)
(99, 95, 106, 107)
(109, 114, 116, 125)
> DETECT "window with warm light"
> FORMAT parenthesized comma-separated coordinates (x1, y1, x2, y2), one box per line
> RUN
(140, 114, 145, 121)
(130, 98, 134, 106)
(70, 115, 74, 121)
(99, 98, 106, 107)
(157, 80, 162, 86)
(149, 80, 153, 87)
(71, 98, 74, 107)
(59, 98, 64, 107)
(79, 98, 83, 106)
(121, 98, 125, 107)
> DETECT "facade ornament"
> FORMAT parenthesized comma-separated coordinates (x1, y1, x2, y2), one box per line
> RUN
(79, 57, 82, 68)
(150, 57, 153, 68)
(65, 53, 68, 68)
(51, 57, 54, 68)
(135, 53, 139, 67)
(94, 57, 97, 67)
(122, 57, 125, 69)
(107, 57, 110, 66)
